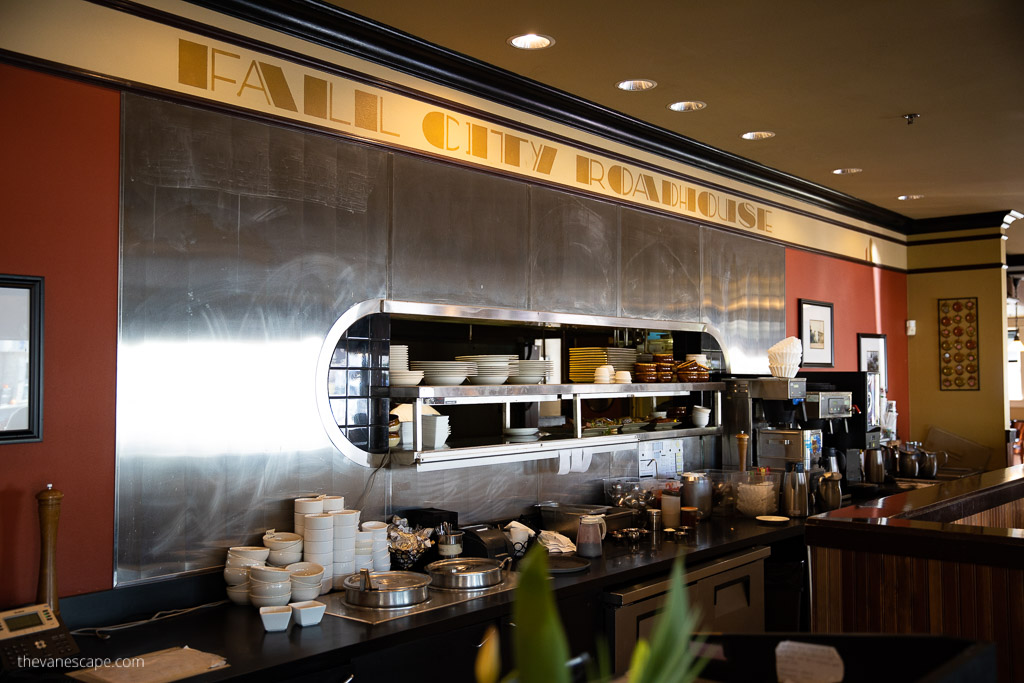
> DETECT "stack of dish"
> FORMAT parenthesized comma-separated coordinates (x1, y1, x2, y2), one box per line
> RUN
(390, 345, 424, 386)
(508, 359, 554, 384)
(568, 348, 638, 383)
(391, 345, 409, 369)
(422, 414, 450, 447)
(410, 360, 478, 385)
(456, 354, 514, 385)
(503, 426, 541, 442)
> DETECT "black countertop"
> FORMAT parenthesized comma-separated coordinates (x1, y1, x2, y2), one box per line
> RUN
(19, 517, 801, 681)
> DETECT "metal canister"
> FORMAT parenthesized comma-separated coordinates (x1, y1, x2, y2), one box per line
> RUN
(679, 472, 712, 519)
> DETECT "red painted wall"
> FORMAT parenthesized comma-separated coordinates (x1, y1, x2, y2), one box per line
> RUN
(0, 64, 120, 607)
(786, 248, 909, 439)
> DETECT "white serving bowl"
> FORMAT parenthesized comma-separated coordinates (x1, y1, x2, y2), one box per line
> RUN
(289, 600, 327, 627)
(249, 565, 293, 583)
(507, 375, 545, 384)
(259, 605, 292, 632)
(225, 583, 250, 605)
(468, 375, 508, 385)
(251, 592, 291, 607)
(290, 582, 321, 602)
(692, 412, 711, 428)
(249, 579, 292, 597)
(304, 527, 333, 542)
(268, 549, 303, 567)
(304, 540, 333, 555)
(262, 532, 303, 551)
(422, 374, 466, 386)
(335, 536, 356, 550)
(223, 566, 250, 585)
(334, 525, 356, 539)
(321, 495, 345, 512)
(287, 562, 326, 584)
(225, 554, 265, 569)
(229, 546, 270, 561)
(332, 510, 360, 526)
(294, 497, 324, 514)
(303, 552, 333, 568)
(360, 520, 387, 532)
(304, 514, 335, 530)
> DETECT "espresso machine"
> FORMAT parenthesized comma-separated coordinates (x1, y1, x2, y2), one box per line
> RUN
(723, 377, 821, 472)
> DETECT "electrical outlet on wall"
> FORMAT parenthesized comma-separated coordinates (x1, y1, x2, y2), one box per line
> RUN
(907, 320, 917, 336)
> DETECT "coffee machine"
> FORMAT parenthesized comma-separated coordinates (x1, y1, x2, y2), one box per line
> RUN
(797, 371, 882, 484)
(723, 377, 821, 471)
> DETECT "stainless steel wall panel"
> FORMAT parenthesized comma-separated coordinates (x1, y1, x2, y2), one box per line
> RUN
(529, 187, 618, 316)
(391, 155, 530, 308)
(619, 208, 701, 321)
(117, 95, 389, 585)
(700, 228, 784, 374)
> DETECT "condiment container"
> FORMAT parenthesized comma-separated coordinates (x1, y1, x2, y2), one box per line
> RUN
(576, 515, 606, 558)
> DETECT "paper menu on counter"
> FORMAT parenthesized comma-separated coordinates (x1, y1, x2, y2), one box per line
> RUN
(68, 646, 228, 683)
(774, 640, 843, 683)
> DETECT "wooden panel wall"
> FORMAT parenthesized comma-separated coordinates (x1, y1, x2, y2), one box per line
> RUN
(810, 546, 1024, 681)
(952, 497, 1024, 529)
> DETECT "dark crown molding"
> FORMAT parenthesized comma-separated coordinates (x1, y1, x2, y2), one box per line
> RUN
(184, 0, 918, 233)
(906, 211, 1010, 235)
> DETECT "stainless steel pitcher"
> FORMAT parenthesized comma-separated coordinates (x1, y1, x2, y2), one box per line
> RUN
(782, 462, 809, 517)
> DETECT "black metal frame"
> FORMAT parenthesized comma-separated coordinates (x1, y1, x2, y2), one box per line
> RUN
(0, 274, 44, 443)
(857, 333, 888, 391)
(798, 299, 834, 368)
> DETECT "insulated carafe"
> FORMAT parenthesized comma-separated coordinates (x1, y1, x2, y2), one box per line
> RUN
(782, 462, 809, 517)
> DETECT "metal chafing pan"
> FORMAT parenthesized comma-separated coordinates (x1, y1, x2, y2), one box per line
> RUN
(342, 569, 432, 608)
(424, 557, 510, 590)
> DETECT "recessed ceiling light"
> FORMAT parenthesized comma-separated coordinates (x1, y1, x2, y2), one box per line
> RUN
(616, 79, 657, 92)
(668, 101, 707, 112)
(741, 131, 775, 141)
(507, 33, 555, 50)
(897, 194, 925, 201)
(832, 168, 862, 175)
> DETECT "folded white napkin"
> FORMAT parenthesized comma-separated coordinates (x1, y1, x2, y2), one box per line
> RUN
(537, 530, 576, 554)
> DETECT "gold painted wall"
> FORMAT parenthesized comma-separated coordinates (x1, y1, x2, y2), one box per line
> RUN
(907, 261, 1008, 469)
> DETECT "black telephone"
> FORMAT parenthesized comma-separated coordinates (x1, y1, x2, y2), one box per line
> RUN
(0, 604, 78, 671)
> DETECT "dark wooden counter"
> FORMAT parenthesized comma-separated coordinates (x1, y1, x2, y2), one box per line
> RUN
(25, 518, 801, 682)
(805, 465, 1024, 682)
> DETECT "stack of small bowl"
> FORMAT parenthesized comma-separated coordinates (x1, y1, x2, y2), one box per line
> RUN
(421, 414, 450, 448)
(768, 337, 802, 378)
(224, 546, 269, 605)
(302, 513, 335, 593)
(293, 496, 324, 536)
(361, 521, 390, 571)
(285, 562, 325, 602)
(331, 508, 360, 577)
(249, 565, 293, 607)
(593, 365, 614, 384)
(263, 531, 303, 566)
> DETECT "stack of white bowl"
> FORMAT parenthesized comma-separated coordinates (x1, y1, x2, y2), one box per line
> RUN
(354, 530, 375, 571)
(302, 513, 335, 593)
(768, 337, 802, 378)
(321, 495, 345, 513)
(361, 521, 390, 571)
(508, 359, 554, 384)
(249, 565, 293, 607)
(293, 496, 324, 536)
(224, 546, 269, 605)
(593, 364, 615, 384)
(410, 360, 477, 386)
(456, 355, 513, 385)
(263, 531, 303, 566)
(331, 508, 360, 577)
(421, 414, 450, 448)
(285, 562, 325, 602)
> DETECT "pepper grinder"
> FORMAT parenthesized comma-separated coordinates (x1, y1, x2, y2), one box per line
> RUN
(736, 431, 750, 472)
(37, 484, 64, 616)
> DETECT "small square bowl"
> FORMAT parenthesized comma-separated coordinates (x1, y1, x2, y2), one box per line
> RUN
(289, 600, 327, 627)
(259, 605, 292, 632)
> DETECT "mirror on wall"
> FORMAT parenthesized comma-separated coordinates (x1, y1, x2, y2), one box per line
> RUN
(0, 274, 44, 443)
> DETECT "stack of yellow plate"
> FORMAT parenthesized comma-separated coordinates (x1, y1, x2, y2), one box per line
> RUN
(568, 347, 637, 383)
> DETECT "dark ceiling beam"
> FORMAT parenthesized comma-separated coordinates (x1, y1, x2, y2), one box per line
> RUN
(184, 0, 915, 233)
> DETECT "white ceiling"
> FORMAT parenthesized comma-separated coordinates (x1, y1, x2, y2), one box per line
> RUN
(326, 0, 1024, 251)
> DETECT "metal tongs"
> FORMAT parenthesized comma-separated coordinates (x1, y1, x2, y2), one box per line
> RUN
(360, 568, 377, 591)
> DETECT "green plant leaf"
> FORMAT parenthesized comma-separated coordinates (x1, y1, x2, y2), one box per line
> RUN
(512, 545, 572, 683)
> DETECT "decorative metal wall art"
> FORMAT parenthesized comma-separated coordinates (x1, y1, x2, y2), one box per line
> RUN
(938, 297, 979, 391)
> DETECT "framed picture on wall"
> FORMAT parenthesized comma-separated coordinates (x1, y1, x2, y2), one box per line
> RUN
(858, 333, 888, 392)
(0, 274, 44, 443)
(799, 299, 834, 367)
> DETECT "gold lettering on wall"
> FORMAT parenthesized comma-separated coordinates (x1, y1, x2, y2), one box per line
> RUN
(177, 39, 207, 89)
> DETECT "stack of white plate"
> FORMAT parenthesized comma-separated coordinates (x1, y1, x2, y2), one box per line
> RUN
(508, 359, 554, 384)
(503, 426, 541, 442)
(568, 348, 637, 382)
(390, 369, 424, 387)
(457, 354, 515, 385)
(390, 344, 409, 370)
(410, 360, 478, 386)
(422, 414, 450, 448)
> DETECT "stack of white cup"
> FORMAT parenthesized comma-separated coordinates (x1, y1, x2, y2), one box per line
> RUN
(294, 496, 324, 536)
(303, 513, 335, 594)
(361, 521, 390, 571)
(331, 509, 360, 576)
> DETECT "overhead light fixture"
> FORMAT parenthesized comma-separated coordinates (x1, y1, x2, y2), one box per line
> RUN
(668, 101, 707, 112)
(897, 194, 924, 201)
(741, 131, 775, 141)
(616, 79, 657, 92)
(507, 33, 555, 50)
(832, 168, 862, 175)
